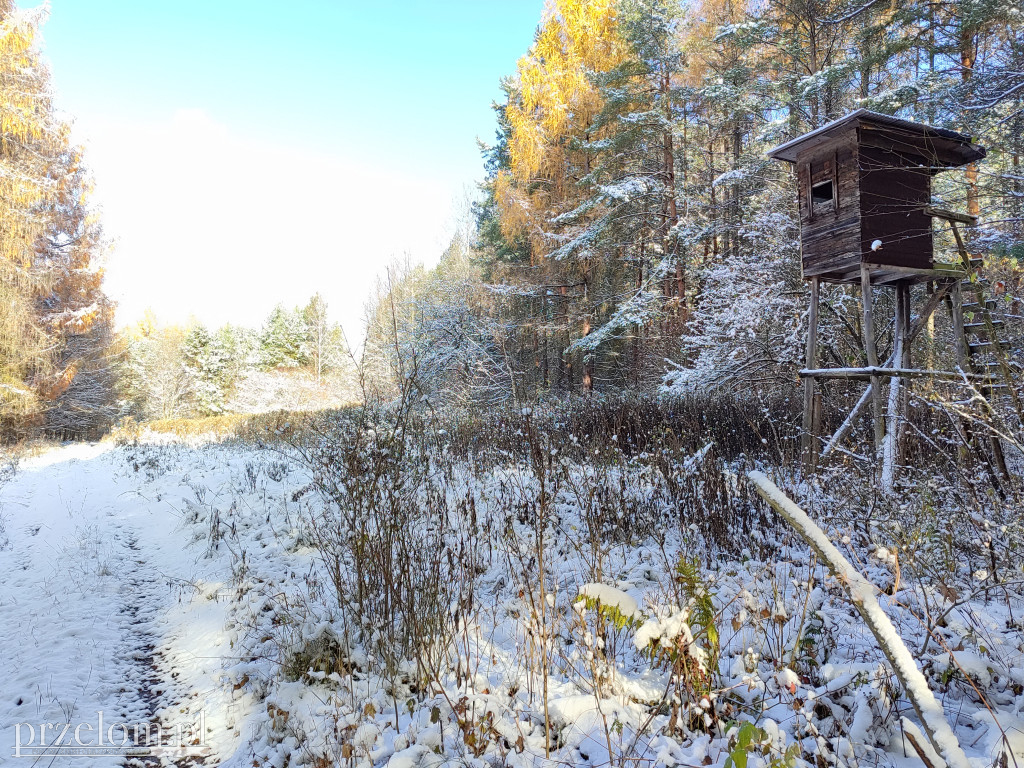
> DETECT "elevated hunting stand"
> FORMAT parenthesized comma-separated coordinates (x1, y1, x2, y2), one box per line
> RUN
(769, 109, 1017, 486)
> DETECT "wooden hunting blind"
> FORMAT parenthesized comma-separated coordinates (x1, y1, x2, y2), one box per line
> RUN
(767, 109, 986, 283)
(768, 111, 1016, 489)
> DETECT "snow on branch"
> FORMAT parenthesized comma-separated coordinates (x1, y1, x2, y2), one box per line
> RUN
(746, 471, 971, 768)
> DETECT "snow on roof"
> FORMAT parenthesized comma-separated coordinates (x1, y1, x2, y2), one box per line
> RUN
(767, 108, 986, 165)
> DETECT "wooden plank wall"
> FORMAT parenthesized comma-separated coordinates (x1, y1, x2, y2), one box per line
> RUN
(798, 139, 861, 280)
(858, 144, 933, 270)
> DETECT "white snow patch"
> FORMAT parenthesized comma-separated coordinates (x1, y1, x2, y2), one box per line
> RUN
(578, 583, 641, 618)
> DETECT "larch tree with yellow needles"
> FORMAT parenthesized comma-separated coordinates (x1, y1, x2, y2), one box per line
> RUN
(0, 0, 114, 438)
(556, 0, 693, 386)
(35, 141, 117, 438)
(494, 0, 626, 393)
(0, 0, 59, 422)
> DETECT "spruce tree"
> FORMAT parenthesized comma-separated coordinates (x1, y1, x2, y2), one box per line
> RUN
(182, 323, 229, 415)
(259, 305, 310, 369)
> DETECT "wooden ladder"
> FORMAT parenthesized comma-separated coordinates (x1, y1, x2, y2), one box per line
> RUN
(933, 208, 1021, 480)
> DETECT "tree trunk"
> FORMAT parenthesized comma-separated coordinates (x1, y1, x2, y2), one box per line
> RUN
(961, 31, 980, 218)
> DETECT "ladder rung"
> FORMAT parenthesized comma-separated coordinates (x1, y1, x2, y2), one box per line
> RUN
(947, 258, 984, 270)
(968, 342, 993, 353)
(964, 321, 1005, 332)
(962, 300, 998, 311)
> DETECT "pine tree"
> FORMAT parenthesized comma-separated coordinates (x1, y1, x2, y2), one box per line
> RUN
(548, 0, 691, 387)
(493, 0, 627, 394)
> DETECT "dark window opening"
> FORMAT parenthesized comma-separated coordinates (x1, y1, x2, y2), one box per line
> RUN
(811, 180, 834, 206)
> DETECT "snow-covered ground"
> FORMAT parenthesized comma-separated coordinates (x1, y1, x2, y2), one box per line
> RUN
(0, 443, 261, 766)
(225, 369, 359, 414)
(1, 438, 1022, 768)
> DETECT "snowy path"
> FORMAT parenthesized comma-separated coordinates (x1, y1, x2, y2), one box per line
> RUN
(0, 444, 243, 767)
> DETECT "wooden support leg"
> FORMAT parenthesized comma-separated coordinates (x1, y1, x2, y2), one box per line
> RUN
(926, 281, 936, 372)
(811, 392, 823, 474)
(822, 279, 952, 458)
(950, 282, 968, 368)
(802, 277, 820, 473)
(861, 266, 884, 460)
(882, 284, 911, 492)
(900, 284, 912, 460)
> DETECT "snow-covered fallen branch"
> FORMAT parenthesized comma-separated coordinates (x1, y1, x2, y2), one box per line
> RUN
(746, 471, 971, 768)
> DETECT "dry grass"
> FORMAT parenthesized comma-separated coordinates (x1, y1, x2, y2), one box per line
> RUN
(109, 409, 352, 445)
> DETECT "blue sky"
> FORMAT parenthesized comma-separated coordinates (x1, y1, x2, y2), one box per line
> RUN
(37, 0, 542, 336)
